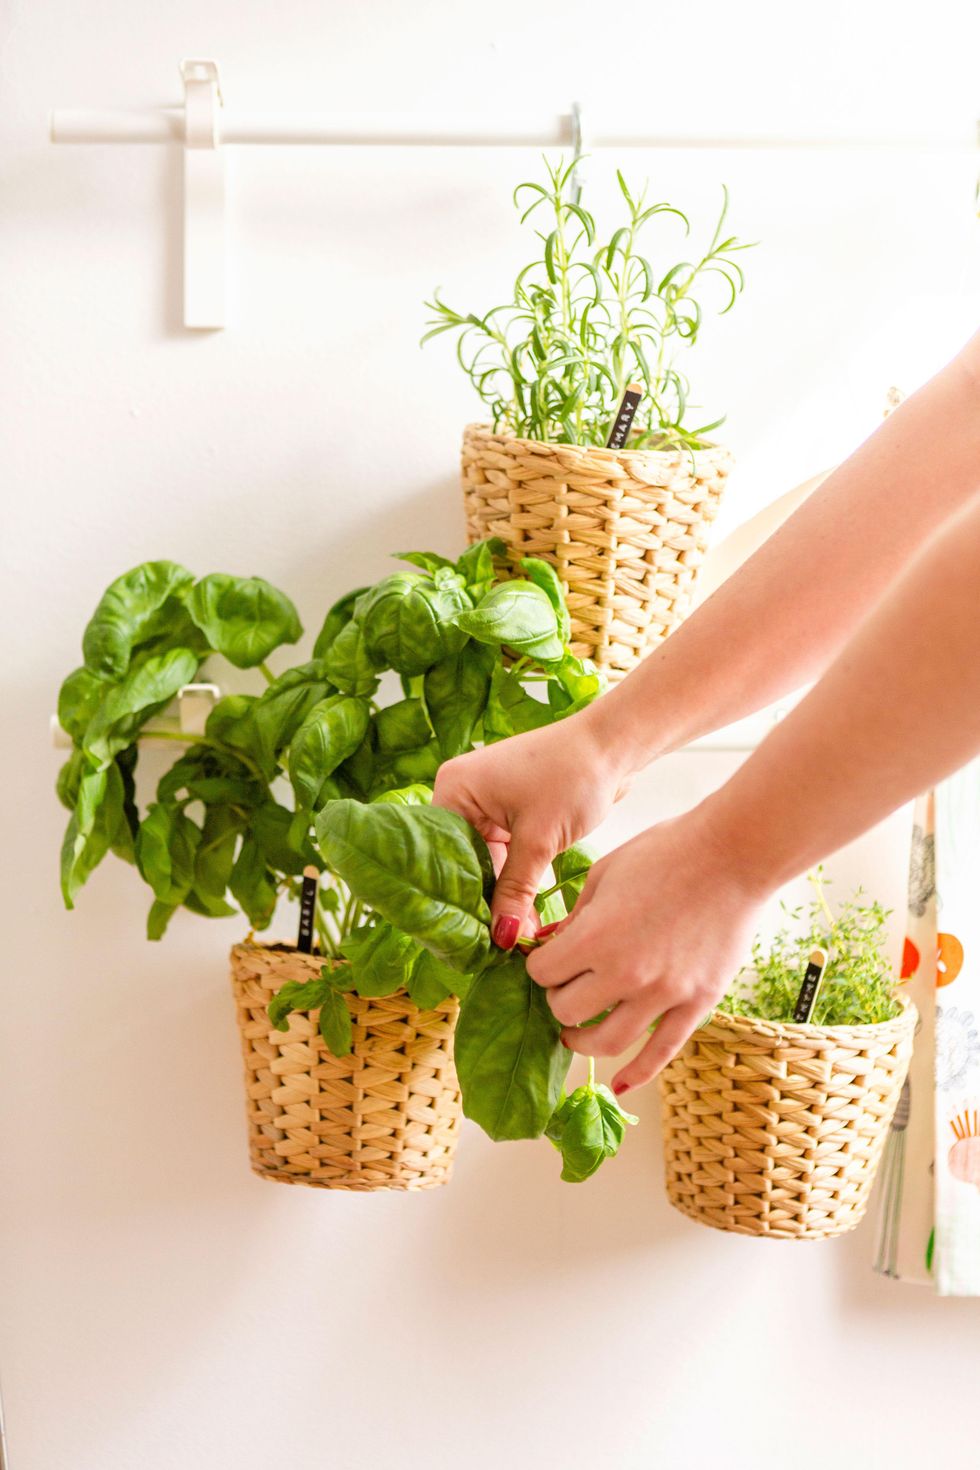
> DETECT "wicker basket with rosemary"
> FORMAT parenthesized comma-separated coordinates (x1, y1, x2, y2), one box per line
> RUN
(231, 942, 462, 1192)
(462, 424, 732, 680)
(659, 997, 916, 1239)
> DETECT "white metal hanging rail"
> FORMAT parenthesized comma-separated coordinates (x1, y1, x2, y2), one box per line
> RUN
(50, 60, 978, 330)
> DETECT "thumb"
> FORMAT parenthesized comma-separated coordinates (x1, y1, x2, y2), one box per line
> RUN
(490, 824, 553, 951)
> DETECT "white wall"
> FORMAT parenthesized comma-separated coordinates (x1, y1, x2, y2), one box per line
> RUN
(2, 3, 979, 1468)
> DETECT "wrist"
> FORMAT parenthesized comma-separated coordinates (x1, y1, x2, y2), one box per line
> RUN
(692, 784, 787, 904)
(581, 679, 670, 784)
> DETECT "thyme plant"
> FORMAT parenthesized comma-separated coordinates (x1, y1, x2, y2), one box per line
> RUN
(719, 871, 901, 1027)
(423, 155, 753, 449)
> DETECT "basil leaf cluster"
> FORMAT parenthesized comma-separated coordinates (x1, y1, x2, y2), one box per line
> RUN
(55, 543, 633, 1179)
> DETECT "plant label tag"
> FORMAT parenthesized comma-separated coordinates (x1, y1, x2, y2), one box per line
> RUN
(297, 865, 318, 953)
(793, 946, 829, 1023)
(606, 384, 643, 449)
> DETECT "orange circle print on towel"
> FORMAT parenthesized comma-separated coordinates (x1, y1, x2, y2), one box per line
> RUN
(901, 937, 920, 979)
(937, 933, 964, 988)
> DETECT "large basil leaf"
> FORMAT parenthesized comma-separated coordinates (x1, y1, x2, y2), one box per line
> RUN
(60, 764, 132, 907)
(248, 661, 334, 771)
(546, 1083, 637, 1183)
(136, 803, 200, 905)
(112, 747, 139, 864)
(82, 561, 194, 679)
(321, 618, 381, 697)
(358, 572, 471, 676)
(56, 750, 86, 811)
(371, 741, 440, 795)
(455, 580, 565, 663)
(252, 801, 317, 875)
(483, 664, 555, 743)
(341, 920, 418, 998)
(57, 667, 110, 745)
(338, 730, 375, 798)
(229, 835, 278, 929)
(83, 647, 200, 767)
(315, 799, 492, 973)
(423, 642, 494, 759)
(193, 806, 242, 913)
(407, 948, 459, 1009)
(312, 586, 369, 660)
(455, 950, 571, 1141)
(374, 698, 431, 754)
(521, 557, 571, 641)
(157, 744, 260, 808)
(203, 694, 266, 770)
(289, 695, 371, 811)
(187, 574, 301, 668)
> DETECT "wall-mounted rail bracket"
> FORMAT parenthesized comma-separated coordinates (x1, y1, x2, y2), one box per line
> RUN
(50, 683, 221, 750)
(49, 65, 977, 333)
(181, 60, 225, 329)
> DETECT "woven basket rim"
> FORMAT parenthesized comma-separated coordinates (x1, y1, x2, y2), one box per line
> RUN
(704, 991, 916, 1045)
(463, 420, 732, 465)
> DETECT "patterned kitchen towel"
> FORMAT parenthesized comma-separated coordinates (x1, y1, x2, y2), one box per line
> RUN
(873, 793, 936, 1285)
(873, 757, 980, 1294)
(932, 757, 980, 1295)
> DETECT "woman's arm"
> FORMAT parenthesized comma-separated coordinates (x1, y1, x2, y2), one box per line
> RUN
(530, 488, 980, 1094)
(593, 329, 980, 776)
(435, 330, 980, 943)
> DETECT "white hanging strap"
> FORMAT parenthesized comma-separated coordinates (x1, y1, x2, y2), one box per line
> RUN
(180, 60, 225, 329)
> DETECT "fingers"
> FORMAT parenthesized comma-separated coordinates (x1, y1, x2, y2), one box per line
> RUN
(558, 990, 664, 1058)
(544, 966, 625, 1027)
(610, 1002, 704, 1095)
(490, 820, 555, 950)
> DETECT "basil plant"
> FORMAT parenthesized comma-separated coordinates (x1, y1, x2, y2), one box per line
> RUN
(56, 543, 637, 1182)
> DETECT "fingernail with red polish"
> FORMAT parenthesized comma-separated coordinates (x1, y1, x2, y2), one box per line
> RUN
(613, 1082, 631, 1097)
(536, 922, 560, 939)
(492, 914, 520, 950)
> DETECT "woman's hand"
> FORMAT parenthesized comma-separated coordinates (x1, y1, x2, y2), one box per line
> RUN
(432, 704, 633, 949)
(526, 804, 769, 1095)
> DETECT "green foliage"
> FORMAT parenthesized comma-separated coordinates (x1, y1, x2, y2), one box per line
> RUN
(56, 545, 632, 1178)
(546, 1078, 638, 1183)
(718, 871, 901, 1027)
(424, 156, 753, 449)
(267, 967, 353, 1057)
(454, 949, 571, 1141)
(186, 574, 302, 669)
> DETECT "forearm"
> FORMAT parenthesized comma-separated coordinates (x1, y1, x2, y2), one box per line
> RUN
(588, 330, 980, 772)
(699, 490, 980, 894)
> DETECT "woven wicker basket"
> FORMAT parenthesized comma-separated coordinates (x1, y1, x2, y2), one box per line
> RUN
(230, 942, 462, 1192)
(461, 423, 732, 681)
(659, 997, 916, 1239)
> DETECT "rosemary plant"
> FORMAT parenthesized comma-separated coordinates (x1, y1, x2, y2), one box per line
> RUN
(719, 871, 901, 1027)
(423, 155, 753, 449)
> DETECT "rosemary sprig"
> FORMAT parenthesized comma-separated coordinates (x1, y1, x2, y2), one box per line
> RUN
(423, 155, 754, 450)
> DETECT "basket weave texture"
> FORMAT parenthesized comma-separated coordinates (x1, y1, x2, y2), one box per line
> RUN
(659, 998, 916, 1239)
(230, 943, 462, 1192)
(461, 423, 732, 681)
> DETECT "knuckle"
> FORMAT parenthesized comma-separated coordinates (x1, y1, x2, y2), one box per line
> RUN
(547, 990, 578, 1026)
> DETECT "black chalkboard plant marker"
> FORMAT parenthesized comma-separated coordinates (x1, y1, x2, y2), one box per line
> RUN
(297, 865, 318, 953)
(793, 946, 829, 1023)
(605, 383, 643, 449)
